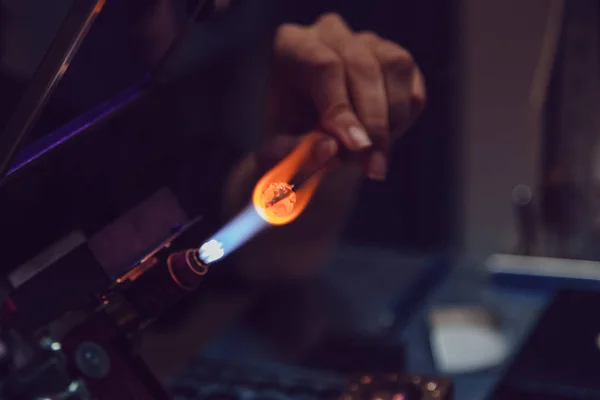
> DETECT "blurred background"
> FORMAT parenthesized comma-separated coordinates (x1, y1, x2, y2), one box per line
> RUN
(2, 1, 599, 400)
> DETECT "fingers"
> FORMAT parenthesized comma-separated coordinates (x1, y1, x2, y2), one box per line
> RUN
(314, 136, 339, 164)
(274, 24, 372, 152)
(274, 14, 427, 181)
(314, 20, 390, 180)
(354, 32, 427, 180)
(360, 35, 411, 134)
(312, 13, 354, 46)
(410, 67, 427, 124)
(360, 34, 427, 133)
(342, 42, 389, 180)
(315, 18, 390, 150)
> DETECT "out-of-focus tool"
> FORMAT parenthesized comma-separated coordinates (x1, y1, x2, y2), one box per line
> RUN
(486, 253, 600, 291)
(1, 201, 211, 399)
(341, 372, 453, 400)
(0, 0, 105, 182)
(167, 358, 453, 400)
(428, 306, 508, 374)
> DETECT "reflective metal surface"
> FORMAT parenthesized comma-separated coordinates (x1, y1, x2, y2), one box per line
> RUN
(0, 0, 105, 180)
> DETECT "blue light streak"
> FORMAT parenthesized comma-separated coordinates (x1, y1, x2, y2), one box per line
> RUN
(198, 204, 268, 264)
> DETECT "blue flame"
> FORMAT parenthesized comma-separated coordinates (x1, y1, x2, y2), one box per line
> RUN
(198, 204, 268, 264)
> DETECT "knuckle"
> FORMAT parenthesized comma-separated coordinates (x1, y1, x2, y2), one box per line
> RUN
(347, 55, 380, 80)
(309, 51, 343, 75)
(411, 89, 427, 112)
(275, 23, 300, 38)
(411, 70, 427, 110)
(357, 30, 380, 43)
(316, 12, 345, 26)
(383, 46, 415, 73)
(322, 102, 354, 120)
(274, 23, 304, 48)
(342, 44, 379, 78)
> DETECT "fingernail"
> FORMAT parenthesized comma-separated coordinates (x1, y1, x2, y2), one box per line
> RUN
(368, 151, 387, 181)
(316, 139, 338, 163)
(347, 126, 372, 149)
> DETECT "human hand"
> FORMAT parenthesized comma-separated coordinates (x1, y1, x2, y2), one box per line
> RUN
(223, 13, 426, 284)
(267, 12, 426, 180)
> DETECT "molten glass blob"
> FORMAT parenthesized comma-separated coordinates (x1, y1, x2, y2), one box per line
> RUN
(252, 132, 325, 225)
(260, 182, 297, 219)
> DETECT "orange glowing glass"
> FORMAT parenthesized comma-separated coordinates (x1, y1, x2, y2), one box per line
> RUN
(253, 133, 324, 225)
(260, 182, 297, 219)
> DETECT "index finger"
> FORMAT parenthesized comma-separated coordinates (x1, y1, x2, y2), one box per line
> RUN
(274, 24, 373, 152)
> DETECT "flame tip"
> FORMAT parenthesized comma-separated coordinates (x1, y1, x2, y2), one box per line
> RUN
(252, 133, 324, 226)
